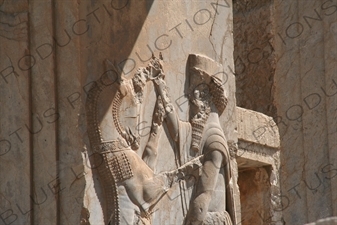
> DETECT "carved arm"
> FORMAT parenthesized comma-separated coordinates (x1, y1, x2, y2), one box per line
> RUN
(152, 76, 180, 142)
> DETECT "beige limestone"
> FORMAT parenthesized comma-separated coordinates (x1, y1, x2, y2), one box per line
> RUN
(0, 1, 239, 225)
(236, 107, 280, 148)
(273, 0, 337, 224)
(236, 107, 282, 225)
(233, 0, 337, 224)
(306, 217, 337, 225)
(3, 0, 335, 224)
(233, 0, 276, 118)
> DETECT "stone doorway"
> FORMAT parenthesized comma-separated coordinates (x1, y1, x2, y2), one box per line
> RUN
(238, 166, 272, 225)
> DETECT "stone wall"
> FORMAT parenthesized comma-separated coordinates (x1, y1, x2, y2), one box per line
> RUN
(306, 217, 337, 225)
(233, 0, 276, 118)
(274, 0, 337, 224)
(0, 0, 83, 224)
(234, 0, 337, 224)
(236, 107, 282, 225)
(0, 1, 238, 224)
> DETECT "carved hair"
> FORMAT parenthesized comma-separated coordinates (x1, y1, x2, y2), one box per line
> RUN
(209, 76, 228, 115)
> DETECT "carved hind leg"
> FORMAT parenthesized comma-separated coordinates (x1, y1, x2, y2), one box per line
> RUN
(122, 152, 205, 218)
(122, 151, 169, 214)
(142, 131, 160, 171)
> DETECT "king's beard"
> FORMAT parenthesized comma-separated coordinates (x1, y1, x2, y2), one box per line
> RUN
(190, 98, 211, 153)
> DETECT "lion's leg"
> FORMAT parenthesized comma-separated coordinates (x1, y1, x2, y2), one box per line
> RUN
(142, 132, 160, 170)
(122, 151, 168, 213)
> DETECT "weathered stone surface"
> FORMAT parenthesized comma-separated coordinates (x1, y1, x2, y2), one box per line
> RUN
(272, 0, 337, 224)
(236, 107, 282, 225)
(84, 53, 239, 224)
(0, 1, 32, 225)
(1, 1, 241, 225)
(306, 217, 337, 225)
(233, 0, 337, 224)
(236, 107, 280, 148)
(238, 167, 271, 225)
(2, 0, 335, 224)
(233, 0, 276, 118)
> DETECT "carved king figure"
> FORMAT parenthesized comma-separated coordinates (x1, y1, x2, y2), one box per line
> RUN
(144, 54, 235, 225)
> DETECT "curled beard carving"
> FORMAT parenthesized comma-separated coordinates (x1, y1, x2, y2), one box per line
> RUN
(190, 98, 211, 153)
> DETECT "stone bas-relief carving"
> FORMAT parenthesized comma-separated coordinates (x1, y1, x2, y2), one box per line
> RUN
(86, 54, 235, 225)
